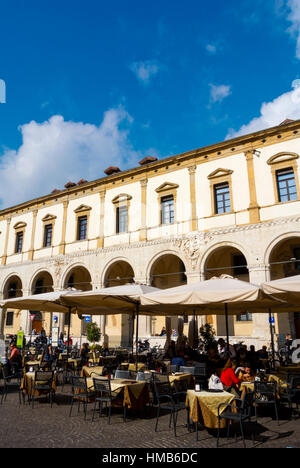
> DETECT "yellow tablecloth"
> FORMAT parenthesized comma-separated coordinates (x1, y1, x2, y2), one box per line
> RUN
(21, 371, 57, 397)
(186, 389, 235, 429)
(121, 362, 146, 372)
(67, 358, 81, 369)
(81, 366, 104, 378)
(240, 382, 255, 399)
(87, 377, 149, 409)
(25, 361, 41, 370)
(169, 373, 193, 388)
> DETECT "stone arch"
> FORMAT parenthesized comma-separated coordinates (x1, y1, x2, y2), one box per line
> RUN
(147, 252, 187, 337)
(2, 274, 23, 299)
(103, 258, 135, 288)
(199, 241, 250, 276)
(264, 232, 300, 270)
(62, 264, 92, 292)
(29, 269, 54, 295)
(60, 263, 93, 291)
(201, 242, 249, 281)
(264, 233, 300, 339)
(146, 249, 187, 285)
(266, 233, 300, 281)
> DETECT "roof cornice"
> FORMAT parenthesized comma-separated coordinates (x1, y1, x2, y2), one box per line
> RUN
(0, 119, 300, 217)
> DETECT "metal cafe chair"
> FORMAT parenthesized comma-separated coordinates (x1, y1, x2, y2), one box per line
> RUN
(153, 380, 184, 437)
(1, 365, 24, 405)
(279, 375, 300, 416)
(217, 391, 254, 448)
(31, 371, 55, 408)
(92, 377, 124, 424)
(114, 369, 131, 380)
(253, 381, 279, 425)
(69, 375, 95, 420)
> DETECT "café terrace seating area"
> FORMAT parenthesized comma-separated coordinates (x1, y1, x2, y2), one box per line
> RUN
(1, 341, 300, 448)
(1, 274, 300, 448)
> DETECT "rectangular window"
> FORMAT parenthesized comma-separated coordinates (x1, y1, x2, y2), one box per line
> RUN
(44, 224, 53, 247)
(276, 168, 297, 202)
(232, 255, 248, 276)
(294, 247, 300, 271)
(214, 183, 231, 214)
(6, 311, 14, 327)
(77, 216, 88, 240)
(161, 195, 175, 224)
(64, 313, 71, 327)
(236, 311, 252, 322)
(15, 232, 23, 253)
(116, 205, 128, 233)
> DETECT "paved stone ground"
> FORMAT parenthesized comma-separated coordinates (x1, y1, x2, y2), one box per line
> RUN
(0, 383, 299, 449)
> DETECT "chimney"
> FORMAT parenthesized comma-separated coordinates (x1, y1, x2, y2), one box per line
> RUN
(104, 166, 121, 176)
(279, 119, 294, 126)
(139, 156, 158, 166)
(77, 179, 88, 185)
(64, 181, 77, 189)
(51, 189, 60, 194)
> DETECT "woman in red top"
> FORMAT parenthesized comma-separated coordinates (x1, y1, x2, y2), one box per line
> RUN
(220, 360, 241, 397)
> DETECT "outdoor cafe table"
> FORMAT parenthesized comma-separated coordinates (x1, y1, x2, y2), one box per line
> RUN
(81, 366, 104, 378)
(25, 360, 41, 371)
(186, 389, 235, 429)
(86, 377, 150, 410)
(120, 362, 146, 372)
(21, 371, 57, 397)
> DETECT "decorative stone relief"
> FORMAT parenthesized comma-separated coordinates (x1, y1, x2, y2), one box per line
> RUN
(173, 232, 214, 270)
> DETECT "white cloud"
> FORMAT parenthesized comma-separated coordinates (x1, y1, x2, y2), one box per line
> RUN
(226, 81, 300, 139)
(287, 0, 300, 59)
(130, 60, 160, 84)
(205, 44, 217, 55)
(0, 107, 141, 208)
(209, 84, 231, 104)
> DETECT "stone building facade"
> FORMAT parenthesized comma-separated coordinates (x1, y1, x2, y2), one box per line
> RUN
(1, 119, 300, 349)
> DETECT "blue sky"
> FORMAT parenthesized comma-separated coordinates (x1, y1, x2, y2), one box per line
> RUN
(0, 0, 300, 208)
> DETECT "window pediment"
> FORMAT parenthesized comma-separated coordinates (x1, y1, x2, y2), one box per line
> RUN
(207, 168, 233, 180)
(74, 204, 92, 213)
(267, 152, 299, 166)
(13, 222, 27, 230)
(155, 182, 179, 193)
(112, 194, 132, 205)
(42, 214, 57, 223)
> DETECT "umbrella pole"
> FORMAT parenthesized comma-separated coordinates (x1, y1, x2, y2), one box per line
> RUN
(135, 304, 139, 373)
(67, 306, 71, 357)
(268, 309, 275, 370)
(193, 310, 196, 350)
(225, 303, 230, 356)
(131, 314, 135, 357)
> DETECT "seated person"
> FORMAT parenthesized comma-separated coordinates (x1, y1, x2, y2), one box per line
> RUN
(164, 340, 176, 360)
(44, 344, 53, 361)
(220, 360, 241, 397)
(207, 346, 222, 375)
(237, 362, 255, 382)
(218, 338, 237, 360)
(80, 343, 90, 366)
(257, 345, 268, 358)
(159, 327, 167, 336)
(247, 345, 259, 370)
(7, 342, 21, 373)
(171, 351, 186, 368)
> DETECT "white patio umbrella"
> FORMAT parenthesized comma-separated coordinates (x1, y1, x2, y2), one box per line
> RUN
(262, 274, 300, 363)
(0, 290, 83, 351)
(262, 274, 300, 303)
(61, 283, 160, 370)
(0, 290, 117, 349)
(140, 275, 289, 351)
